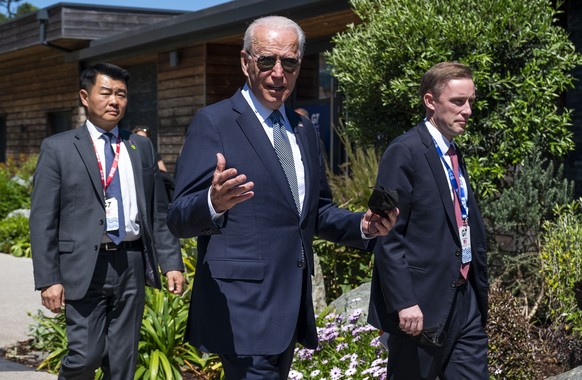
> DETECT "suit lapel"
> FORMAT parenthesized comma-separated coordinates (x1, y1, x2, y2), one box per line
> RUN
(73, 123, 104, 206)
(121, 129, 146, 217)
(232, 92, 300, 216)
(418, 125, 458, 232)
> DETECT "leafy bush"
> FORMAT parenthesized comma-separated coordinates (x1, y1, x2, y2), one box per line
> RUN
(0, 155, 35, 219)
(290, 309, 388, 379)
(0, 215, 31, 257)
(487, 285, 549, 379)
(328, 0, 582, 198)
(29, 310, 67, 373)
(316, 134, 379, 301)
(480, 150, 573, 319)
(540, 199, 582, 334)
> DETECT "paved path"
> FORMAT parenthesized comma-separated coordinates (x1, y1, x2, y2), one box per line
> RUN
(0, 253, 56, 379)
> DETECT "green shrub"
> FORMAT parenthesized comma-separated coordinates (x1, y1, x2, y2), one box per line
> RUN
(317, 134, 379, 302)
(0, 215, 31, 257)
(480, 150, 573, 320)
(328, 0, 581, 198)
(487, 285, 549, 379)
(0, 155, 35, 219)
(540, 199, 582, 334)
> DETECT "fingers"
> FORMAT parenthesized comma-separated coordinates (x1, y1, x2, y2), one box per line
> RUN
(166, 271, 185, 295)
(363, 208, 399, 237)
(41, 284, 65, 314)
(398, 305, 423, 336)
(211, 153, 254, 213)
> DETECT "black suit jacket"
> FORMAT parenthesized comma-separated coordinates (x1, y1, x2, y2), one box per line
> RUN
(167, 89, 368, 355)
(30, 124, 183, 300)
(368, 123, 488, 335)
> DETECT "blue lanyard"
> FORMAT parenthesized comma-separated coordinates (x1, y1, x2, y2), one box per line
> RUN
(433, 140, 469, 221)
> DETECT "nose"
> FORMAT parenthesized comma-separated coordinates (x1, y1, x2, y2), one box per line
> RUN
(461, 101, 472, 117)
(271, 59, 285, 77)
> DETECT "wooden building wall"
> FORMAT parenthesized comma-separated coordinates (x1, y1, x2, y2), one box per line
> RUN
(0, 47, 81, 161)
(157, 43, 242, 172)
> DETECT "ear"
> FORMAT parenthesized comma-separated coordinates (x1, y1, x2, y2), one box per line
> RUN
(240, 50, 250, 79)
(79, 89, 89, 108)
(423, 92, 436, 112)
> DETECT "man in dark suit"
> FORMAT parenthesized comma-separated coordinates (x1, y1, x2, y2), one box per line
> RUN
(30, 63, 185, 379)
(368, 62, 488, 379)
(167, 16, 397, 379)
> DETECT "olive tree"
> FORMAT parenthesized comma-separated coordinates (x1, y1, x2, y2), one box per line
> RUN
(328, 0, 582, 197)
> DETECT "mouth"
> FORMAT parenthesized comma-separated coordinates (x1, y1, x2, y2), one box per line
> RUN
(267, 85, 285, 93)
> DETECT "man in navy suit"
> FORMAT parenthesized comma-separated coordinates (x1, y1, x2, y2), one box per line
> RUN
(30, 63, 184, 379)
(368, 62, 488, 379)
(167, 16, 397, 379)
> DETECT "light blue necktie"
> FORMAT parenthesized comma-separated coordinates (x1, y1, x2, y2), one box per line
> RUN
(102, 132, 126, 244)
(270, 110, 300, 214)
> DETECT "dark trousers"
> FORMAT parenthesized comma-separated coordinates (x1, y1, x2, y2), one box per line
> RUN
(387, 282, 488, 380)
(219, 337, 297, 380)
(218, 269, 308, 380)
(58, 248, 145, 380)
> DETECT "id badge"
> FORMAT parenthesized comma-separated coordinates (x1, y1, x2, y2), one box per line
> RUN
(459, 225, 472, 264)
(105, 197, 120, 232)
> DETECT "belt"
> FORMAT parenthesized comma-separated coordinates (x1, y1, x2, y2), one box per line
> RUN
(100, 240, 143, 251)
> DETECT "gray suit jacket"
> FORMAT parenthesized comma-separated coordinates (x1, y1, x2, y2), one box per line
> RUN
(30, 123, 183, 300)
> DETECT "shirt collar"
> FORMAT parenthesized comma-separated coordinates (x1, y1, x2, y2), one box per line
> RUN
(424, 118, 454, 154)
(86, 119, 120, 141)
(241, 84, 288, 126)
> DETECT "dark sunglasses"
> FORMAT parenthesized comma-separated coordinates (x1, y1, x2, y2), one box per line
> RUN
(247, 52, 300, 73)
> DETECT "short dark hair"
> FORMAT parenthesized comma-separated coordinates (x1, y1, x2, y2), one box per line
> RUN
(419, 62, 472, 100)
(80, 63, 130, 91)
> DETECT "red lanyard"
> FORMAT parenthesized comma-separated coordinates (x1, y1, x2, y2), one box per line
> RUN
(93, 134, 122, 193)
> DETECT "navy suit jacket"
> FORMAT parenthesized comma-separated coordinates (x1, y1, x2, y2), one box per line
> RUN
(167, 89, 367, 355)
(30, 124, 184, 300)
(368, 123, 488, 336)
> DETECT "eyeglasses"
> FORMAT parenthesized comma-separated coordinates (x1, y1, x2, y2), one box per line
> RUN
(246, 51, 301, 73)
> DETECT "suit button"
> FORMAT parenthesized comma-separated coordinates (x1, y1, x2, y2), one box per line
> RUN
(451, 281, 457, 288)
(99, 219, 104, 225)
(455, 249, 461, 257)
(94, 245, 98, 251)
(297, 259, 304, 268)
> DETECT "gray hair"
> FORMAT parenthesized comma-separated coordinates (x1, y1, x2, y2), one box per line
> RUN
(243, 16, 305, 58)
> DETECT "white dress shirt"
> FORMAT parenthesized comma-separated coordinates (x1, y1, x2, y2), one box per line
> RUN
(86, 120, 140, 242)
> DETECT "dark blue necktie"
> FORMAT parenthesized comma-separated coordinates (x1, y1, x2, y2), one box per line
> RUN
(102, 132, 126, 244)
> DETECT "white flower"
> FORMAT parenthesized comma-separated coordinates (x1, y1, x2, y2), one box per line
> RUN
(310, 369, 321, 377)
(288, 370, 304, 379)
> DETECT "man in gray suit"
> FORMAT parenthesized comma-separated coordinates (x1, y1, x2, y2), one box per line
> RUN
(30, 63, 185, 380)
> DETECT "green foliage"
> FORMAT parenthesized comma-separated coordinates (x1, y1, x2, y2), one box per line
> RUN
(480, 150, 573, 318)
(135, 287, 219, 380)
(0, 0, 37, 19)
(540, 199, 582, 334)
(316, 134, 379, 301)
(0, 215, 30, 256)
(0, 172, 30, 220)
(29, 311, 67, 373)
(290, 309, 388, 379)
(328, 0, 581, 198)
